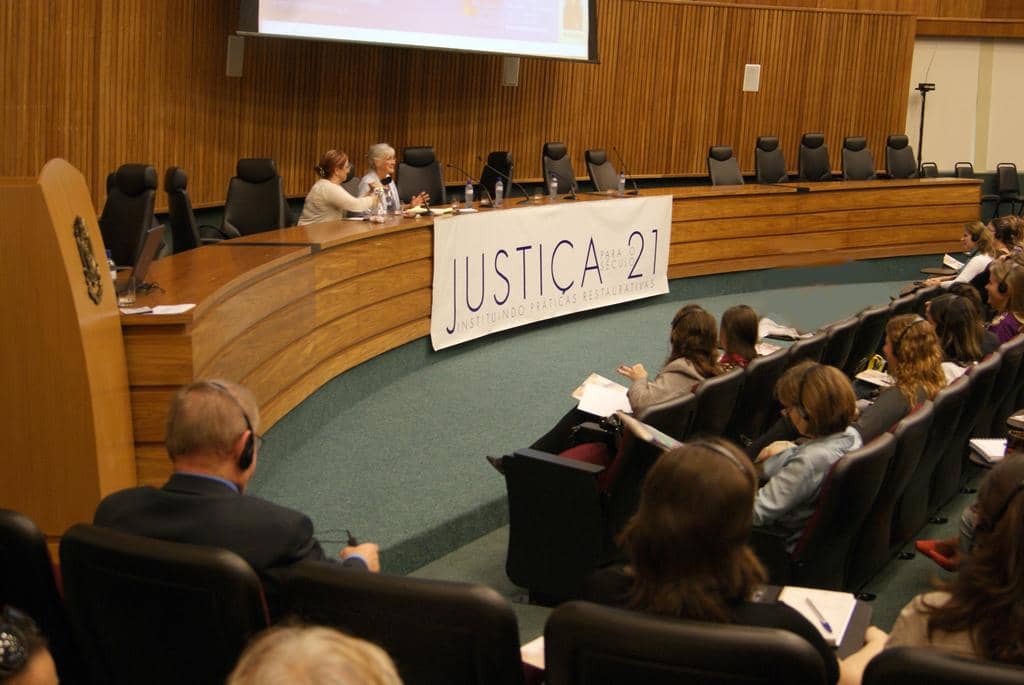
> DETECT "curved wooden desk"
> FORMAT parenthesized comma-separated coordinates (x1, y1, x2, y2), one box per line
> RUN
(124, 179, 978, 486)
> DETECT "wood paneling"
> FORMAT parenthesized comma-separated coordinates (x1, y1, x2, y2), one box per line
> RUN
(916, 18, 1024, 38)
(2, 0, 915, 211)
(670, 0, 1024, 19)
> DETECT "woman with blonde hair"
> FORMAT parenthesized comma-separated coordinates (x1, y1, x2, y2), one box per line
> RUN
(853, 314, 946, 441)
(924, 222, 998, 289)
(986, 257, 1024, 343)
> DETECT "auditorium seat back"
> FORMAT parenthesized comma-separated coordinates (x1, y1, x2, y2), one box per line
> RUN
(60, 523, 268, 685)
(885, 135, 918, 179)
(690, 366, 745, 437)
(821, 316, 858, 371)
(864, 646, 1024, 685)
(842, 136, 876, 181)
(480, 151, 514, 200)
(545, 601, 829, 685)
(398, 146, 447, 205)
(707, 145, 744, 186)
(282, 562, 525, 685)
(755, 136, 788, 184)
(585, 149, 619, 192)
(98, 163, 158, 267)
(787, 330, 828, 367)
(222, 158, 288, 237)
(842, 305, 890, 377)
(725, 347, 789, 445)
(989, 334, 1024, 437)
(798, 133, 832, 182)
(0, 510, 84, 684)
(543, 142, 578, 194)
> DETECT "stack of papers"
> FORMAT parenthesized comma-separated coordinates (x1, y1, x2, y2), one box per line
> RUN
(778, 586, 858, 646)
(119, 304, 196, 315)
(855, 369, 895, 387)
(970, 438, 1007, 464)
(759, 317, 813, 341)
(571, 373, 631, 417)
(943, 253, 965, 271)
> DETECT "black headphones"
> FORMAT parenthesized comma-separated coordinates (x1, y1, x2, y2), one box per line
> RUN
(892, 316, 926, 357)
(205, 381, 256, 471)
(997, 264, 1016, 295)
(0, 607, 35, 678)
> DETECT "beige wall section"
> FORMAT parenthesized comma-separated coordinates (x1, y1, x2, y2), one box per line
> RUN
(907, 37, 1024, 172)
(985, 40, 1024, 168)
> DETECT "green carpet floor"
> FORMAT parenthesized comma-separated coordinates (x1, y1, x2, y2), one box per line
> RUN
(250, 253, 969, 640)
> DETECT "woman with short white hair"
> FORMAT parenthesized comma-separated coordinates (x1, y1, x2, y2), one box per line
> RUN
(358, 143, 429, 214)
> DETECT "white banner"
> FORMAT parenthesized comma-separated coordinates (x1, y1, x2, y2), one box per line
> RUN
(430, 196, 672, 350)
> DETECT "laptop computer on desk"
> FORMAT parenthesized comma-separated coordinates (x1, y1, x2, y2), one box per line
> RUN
(116, 224, 165, 294)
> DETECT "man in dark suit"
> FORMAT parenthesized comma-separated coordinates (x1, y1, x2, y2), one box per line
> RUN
(95, 379, 379, 584)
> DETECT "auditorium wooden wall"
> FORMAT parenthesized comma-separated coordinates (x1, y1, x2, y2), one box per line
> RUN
(0, 0, 947, 211)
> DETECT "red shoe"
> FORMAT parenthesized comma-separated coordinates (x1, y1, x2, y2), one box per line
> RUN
(915, 539, 960, 571)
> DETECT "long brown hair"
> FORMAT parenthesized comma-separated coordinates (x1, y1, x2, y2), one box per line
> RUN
(928, 293, 984, 364)
(965, 221, 999, 258)
(774, 361, 857, 437)
(621, 439, 766, 622)
(720, 304, 759, 364)
(924, 453, 1024, 664)
(885, 314, 946, 406)
(666, 304, 723, 378)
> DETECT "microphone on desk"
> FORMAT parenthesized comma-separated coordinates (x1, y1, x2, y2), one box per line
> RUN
(547, 168, 578, 201)
(446, 163, 494, 207)
(477, 156, 534, 205)
(612, 145, 641, 195)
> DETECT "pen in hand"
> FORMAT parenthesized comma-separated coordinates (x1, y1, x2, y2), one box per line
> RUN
(805, 598, 833, 634)
(346, 529, 359, 546)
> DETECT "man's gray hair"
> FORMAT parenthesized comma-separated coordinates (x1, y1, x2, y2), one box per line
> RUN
(165, 379, 260, 459)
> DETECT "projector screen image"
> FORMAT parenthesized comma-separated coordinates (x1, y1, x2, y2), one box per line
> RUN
(239, 0, 597, 62)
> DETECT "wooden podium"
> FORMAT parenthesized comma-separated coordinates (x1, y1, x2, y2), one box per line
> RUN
(0, 159, 136, 541)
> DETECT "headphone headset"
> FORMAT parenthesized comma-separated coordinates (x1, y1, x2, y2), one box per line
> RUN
(996, 263, 1019, 295)
(0, 607, 35, 678)
(892, 316, 926, 357)
(691, 439, 751, 480)
(204, 381, 256, 471)
(978, 479, 1024, 535)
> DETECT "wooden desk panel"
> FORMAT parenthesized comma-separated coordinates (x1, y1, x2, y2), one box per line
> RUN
(123, 179, 980, 486)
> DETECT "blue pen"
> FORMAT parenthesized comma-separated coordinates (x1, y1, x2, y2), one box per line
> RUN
(805, 598, 833, 634)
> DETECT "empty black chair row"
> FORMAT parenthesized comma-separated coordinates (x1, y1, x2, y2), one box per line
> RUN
(750, 133, 922, 185)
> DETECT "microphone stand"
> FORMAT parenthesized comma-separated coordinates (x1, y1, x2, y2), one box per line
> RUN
(611, 145, 641, 195)
(446, 163, 493, 207)
(546, 168, 578, 201)
(477, 156, 533, 205)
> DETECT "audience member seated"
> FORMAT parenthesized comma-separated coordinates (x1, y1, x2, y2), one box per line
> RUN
(228, 624, 402, 685)
(94, 380, 379, 601)
(752, 362, 861, 549)
(0, 606, 58, 685)
(927, 294, 990, 381)
(923, 222, 998, 290)
(844, 453, 1024, 683)
(526, 304, 723, 456)
(990, 215, 1022, 256)
(582, 440, 886, 685)
(852, 315, 945, 442)
(719, 304, 760, 369)
(985, 257, 1024, 343)
(357, 143, 428, 214)
(298, 150, 380, 225)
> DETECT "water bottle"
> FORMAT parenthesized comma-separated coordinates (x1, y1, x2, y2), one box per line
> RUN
(371, 187, 388, 223)
(494, 179, 504, 208)
(106, 249, 116, 282)
(549, 175, 558, 201)
(464, 180, 474, 209)
(618, 172, 626, 197)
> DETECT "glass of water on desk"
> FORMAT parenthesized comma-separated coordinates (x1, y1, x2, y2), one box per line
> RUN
(117, 275, 136, 306)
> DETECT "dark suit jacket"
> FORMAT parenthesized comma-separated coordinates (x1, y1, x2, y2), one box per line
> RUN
(94, 473, 365, 581)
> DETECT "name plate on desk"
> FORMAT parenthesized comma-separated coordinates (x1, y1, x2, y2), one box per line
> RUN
(430, 196, 671, 350)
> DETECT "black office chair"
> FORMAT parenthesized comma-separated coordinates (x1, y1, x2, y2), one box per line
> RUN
(842, 305, 891, 377)
(821, 316, 859, 371)
(398, 146, 447, 204)
(842, 136, 876, 181)
(755, 136, 788, 184)
(543, 142, 578, 194)
(707, 145, 744, 186)
(480, 151, 514, 200)
(164, 167, 225, 251)
(892, 377, 969, 543)
(585, 149, 619, 192)
(689, 366, 745, 437)
(954, 161, 976, 178)
(60, 523, 269, 685)
(885, 135, 918, 179)
(545, 601, 829, 685)
(0, 510, 84, 684)
(221, 158, 289, 237)
(502, 393, 697, 601)
(787, 330, 828, 367)
(920, 162, 939, 178)
(993, 162, 1023, 216)
(98, 163, 158, 267)
(752, 433, 895, 590)
(724, 347, 790, 445)
(847, 403, 934, 589)
(282, 561, 524, 685)
(798, 133, 832, 182)
(864, 646, 1024, 685)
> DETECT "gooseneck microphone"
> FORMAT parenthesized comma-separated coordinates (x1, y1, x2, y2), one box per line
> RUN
(476, 156, 533, 205)
(546, 168, 578, 201)
(445, 163, 494, 207)
(611, 146, 641, 195)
